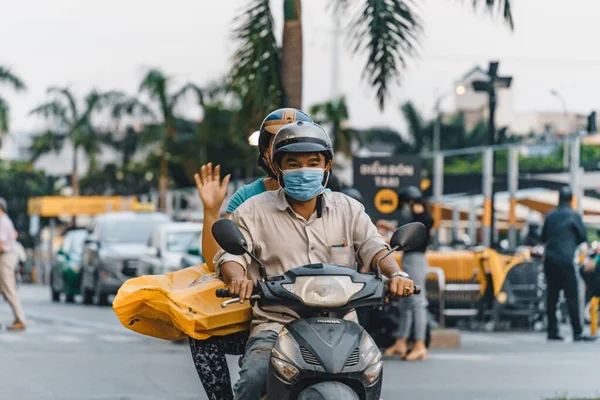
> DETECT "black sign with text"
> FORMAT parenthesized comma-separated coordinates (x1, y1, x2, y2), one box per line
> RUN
(353, 156, 421, 221)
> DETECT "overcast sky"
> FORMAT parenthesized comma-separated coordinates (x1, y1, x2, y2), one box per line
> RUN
(2, 0, 600, 136)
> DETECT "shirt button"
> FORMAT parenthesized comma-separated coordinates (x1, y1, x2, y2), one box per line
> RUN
(310, 247, 315, 251)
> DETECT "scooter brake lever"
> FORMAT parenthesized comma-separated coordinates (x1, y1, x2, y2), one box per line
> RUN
(221, 295, 260, 309)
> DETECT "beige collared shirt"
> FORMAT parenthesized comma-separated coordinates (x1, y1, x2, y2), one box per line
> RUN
(214, 189, 390, 336)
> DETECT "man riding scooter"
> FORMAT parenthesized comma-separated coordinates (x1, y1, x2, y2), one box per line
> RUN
(214, 121, 416, 400)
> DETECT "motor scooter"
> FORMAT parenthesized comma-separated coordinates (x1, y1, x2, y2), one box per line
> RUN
(213, 219, 425, 400)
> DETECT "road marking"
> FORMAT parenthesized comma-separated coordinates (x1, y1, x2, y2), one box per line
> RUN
(428, 353, 491, 361)
(97, 334, 143, 344)
(58, 326, 94, 335)
(49, 334, 84, 344)
(0, 334, 25, 342)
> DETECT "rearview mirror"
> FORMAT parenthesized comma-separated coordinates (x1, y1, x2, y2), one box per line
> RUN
(212, 219, 247, 256)
(390, 222, 427, 251)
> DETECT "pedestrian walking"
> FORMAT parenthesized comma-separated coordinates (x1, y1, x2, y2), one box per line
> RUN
(0, 198, 26, 331)
(541, 187, 593, 341)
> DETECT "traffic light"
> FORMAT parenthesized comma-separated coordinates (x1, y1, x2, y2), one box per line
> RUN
(587, 111, 597, 133)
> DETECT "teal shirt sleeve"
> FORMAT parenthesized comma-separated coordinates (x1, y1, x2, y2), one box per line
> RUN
(226, 179, 267, 214)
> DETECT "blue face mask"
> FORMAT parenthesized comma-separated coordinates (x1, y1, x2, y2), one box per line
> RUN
(282, 167, 326, 201)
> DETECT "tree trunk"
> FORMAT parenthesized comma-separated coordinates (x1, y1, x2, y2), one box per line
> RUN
(158, 141, 168, 212)
(71, 144, 79, 196)
(71, 143, 79, 226)
(282, 0, 303, 109)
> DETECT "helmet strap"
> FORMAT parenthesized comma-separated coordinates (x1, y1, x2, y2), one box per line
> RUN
(322, 170, 330, 188)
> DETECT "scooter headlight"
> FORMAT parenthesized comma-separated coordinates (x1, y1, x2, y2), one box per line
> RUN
(363, 361, 383, 386)
(359, 334, 381, 366)
(282, 276, 365, 307)
(271, 357, 299, 382)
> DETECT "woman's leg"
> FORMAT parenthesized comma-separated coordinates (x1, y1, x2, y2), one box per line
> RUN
(189, 330, 250, 400)
(402, 253, 429, 360)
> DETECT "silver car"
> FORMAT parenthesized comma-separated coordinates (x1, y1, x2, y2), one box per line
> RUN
(80, 211, 171, 305)
(140, 222, 202, 274)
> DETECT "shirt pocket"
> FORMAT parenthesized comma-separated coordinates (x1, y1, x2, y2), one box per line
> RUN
(328, 247, 355, 269)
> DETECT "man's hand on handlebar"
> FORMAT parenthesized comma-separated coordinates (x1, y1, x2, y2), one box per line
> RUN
(388, 276, 415, 298)
(228, 278, 255, 304)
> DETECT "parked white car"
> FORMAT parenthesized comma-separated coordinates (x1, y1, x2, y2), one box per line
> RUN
(140, 222, 202, 274)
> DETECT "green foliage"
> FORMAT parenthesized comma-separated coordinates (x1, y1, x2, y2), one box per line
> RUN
(0, 161, 50, 248)
(230, 0, 286, 134)
(29, 88, 124, 176)
(310, 97, 352, 154)
(232, 1, 512, 110)
(0, 66, 26, 132)
(442, 145, 600, 174)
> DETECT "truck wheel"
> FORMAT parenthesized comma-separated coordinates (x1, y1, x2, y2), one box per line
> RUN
(65, 293, 75, 303)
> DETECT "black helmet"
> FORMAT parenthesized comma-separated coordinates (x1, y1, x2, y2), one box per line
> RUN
(271, 121, 334, 166)
(559, 186, 573, 204)
(342, 187, 364, 203)
(257, 108, 313, 178)
(398, 185, 422, 203)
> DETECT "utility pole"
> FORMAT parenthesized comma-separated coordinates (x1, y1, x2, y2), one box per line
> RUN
(433, 93, 447, 154)
(472, 61, 512, 248)
(550, 90, 569, 169)
(331, 14, 340, 101)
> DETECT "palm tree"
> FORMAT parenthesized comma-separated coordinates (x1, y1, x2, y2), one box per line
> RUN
(0, 66, 26, 133)
(232, 0, 513, 111)
(30, 88, 123, 195)
(116, 69, 204, 211)
(309, 97, 352, 154)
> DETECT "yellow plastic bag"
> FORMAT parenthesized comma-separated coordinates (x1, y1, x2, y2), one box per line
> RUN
(113, 264, 252, 341)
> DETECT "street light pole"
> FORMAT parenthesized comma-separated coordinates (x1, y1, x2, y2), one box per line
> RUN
(472, 61, 512, 248)
(433, 94, 447, 154)
(550, 89, 569, 169)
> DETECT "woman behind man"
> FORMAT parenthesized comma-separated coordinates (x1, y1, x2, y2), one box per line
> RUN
(380, 185, 434, 361)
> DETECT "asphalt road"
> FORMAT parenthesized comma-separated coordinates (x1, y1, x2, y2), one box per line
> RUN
(0, 284, 599, 400)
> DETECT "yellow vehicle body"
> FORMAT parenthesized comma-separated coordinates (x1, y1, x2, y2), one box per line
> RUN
(395, 248, 531, 297)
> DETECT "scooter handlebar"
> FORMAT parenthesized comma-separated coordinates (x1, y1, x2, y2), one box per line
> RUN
(217, 284, 420, 298)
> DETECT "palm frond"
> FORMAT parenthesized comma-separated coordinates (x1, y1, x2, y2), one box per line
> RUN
(345, 0, 421, 110)
(0, 96, 8, 132)
(229, 0, 286, 130)
(470, 0, 514, 29)
(91, 90, 126, 111)
(329, 0, 352, 14)
(139, 124, 165, 146)
(400, 101, 426, 151)
(0, 66, 26, 91)
(112, 97, 157, 121)
(170, 83, 205, 109)
(139, 69, 170, 121)
(28, 131, 66, 162)
(48, 87, 79, 121)
(29, 101, 69, 126)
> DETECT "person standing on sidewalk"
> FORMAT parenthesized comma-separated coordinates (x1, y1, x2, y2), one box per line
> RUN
(0, 198, 26, 331)
(382, 186, 434, 361)
(541, 187, 593, 342)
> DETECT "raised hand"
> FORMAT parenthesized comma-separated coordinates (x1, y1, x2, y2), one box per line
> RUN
(194, 163, 231, 212)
